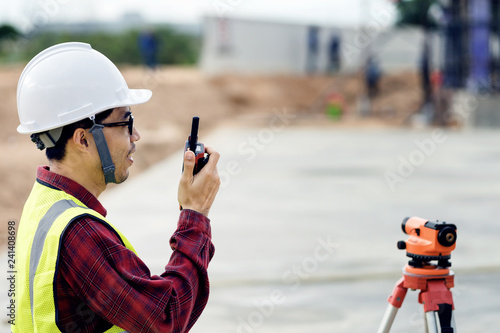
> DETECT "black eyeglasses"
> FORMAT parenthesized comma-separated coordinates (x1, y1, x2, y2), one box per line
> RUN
(100, 115, 134, 135)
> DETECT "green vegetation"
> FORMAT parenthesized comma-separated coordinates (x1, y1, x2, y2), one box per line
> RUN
(0, 24, 22, 62)
(394, 0, 439, 29)
(0, 25, 200, 65)
(0, 24, 21, 40)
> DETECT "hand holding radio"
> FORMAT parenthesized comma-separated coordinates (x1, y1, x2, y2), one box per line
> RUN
(178, 117, 220, 216)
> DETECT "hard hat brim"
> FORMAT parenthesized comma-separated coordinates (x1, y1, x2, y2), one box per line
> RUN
(120, 88, 153, 107)
(17, 88, 152, 134)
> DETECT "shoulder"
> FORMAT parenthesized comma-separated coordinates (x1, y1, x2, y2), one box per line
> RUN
(58, 214, 144, 279)
(61, 215, 125, 256)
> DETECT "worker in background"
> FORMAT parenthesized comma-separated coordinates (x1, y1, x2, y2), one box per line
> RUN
(419, 37, 435, 124)
(365, 55, 381, 99)
(307, 26, 319, 74)
(138, 29, 159, 71)
(14, 42, 220, 332)
(328, 34, 341, 74)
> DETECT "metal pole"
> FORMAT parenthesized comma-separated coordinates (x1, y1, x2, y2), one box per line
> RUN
(425, 311, 440, 333)
(377, 304, 399, 333)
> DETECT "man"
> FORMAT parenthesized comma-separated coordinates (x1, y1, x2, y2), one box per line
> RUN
(14, 42, 220, 332)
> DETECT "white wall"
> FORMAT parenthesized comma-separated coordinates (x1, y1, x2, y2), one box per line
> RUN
(200, 16, 308, 75)
(200, 16, 442, 76)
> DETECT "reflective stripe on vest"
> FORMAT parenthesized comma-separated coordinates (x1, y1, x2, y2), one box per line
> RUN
(29, 200, 78, 323)
(14, 181, 134, 332)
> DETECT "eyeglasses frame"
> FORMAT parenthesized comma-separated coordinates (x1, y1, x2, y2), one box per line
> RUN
(99, 115, 134, 135)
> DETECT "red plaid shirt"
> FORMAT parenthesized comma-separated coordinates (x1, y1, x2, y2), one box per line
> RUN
(36, 166, 215, 332)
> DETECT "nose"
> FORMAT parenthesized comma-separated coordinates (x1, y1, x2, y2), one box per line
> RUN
(131, 125, 141, 142)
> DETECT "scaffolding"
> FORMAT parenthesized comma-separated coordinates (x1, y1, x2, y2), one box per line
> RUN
(439, 0, 500, 92)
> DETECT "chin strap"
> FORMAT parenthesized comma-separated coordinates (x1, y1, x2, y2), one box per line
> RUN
(89, 116, 116, 184)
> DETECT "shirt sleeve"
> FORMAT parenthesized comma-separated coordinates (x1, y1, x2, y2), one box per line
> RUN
(58, 209, 215, 333)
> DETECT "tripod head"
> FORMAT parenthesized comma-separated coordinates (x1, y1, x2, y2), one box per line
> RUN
(397, 217, 457, 272)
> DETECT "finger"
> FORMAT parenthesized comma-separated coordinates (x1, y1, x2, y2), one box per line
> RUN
(182, 150, 195, 180)
(204, 146, 220, 165)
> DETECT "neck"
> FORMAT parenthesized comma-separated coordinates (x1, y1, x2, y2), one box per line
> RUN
(49, 160, 106, 198)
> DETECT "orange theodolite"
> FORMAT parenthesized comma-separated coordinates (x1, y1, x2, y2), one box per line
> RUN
(378, 217, 457, 333)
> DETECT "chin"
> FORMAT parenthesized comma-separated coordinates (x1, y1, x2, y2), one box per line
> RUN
(115, 171, 130, 184)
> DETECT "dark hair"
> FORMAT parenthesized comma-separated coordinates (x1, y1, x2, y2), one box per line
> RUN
(46, 109, 114, 161)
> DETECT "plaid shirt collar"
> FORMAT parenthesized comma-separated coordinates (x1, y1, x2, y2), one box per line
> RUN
(36, 166, 107, 217)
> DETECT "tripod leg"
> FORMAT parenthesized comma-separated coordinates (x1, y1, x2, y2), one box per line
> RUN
(377, 304, 399, 333)
(451, 311, 457, 332)
(421, 280, 455, 333)
(424, 307, 456, 333)
(377, 278, 407, 333)
(425, 311, 439, 333)
(423, 308, 429, 333)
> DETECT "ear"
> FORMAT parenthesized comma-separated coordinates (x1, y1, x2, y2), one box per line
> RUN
(72, 128, 92, 153)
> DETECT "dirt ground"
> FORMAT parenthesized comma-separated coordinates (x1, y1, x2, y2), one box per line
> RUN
(0, 65, 423, 246)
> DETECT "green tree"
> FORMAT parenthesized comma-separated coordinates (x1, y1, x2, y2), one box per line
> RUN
(0, 24, 21, 41)
(395, 0, 439, 29)
(0, 24, 22, 62)
(1, 25, 200, 65)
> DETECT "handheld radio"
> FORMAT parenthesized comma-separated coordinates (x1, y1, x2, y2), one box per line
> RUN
(184, 116, 209, 174)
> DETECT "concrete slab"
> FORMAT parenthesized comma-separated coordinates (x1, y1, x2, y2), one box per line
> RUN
(102, 124, 500, 332)
(3, 123, 500, 332)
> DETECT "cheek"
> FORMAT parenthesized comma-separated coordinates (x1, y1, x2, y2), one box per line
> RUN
(87, 143, 103, 164)
(104, 130, 130, 163)
(115, 140, 131, 162)
(111, 144, 127, 162)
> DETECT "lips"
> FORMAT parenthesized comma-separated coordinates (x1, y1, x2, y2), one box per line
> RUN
(127, 147, 136, 163)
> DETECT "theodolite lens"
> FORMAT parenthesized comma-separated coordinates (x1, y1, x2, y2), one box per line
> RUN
(437, 226, 457, 247)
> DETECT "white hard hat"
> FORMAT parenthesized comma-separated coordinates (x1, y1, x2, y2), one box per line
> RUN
(17, 42, 152, 134)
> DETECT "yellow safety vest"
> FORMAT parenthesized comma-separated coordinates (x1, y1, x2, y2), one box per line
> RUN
(14, 181, 136, 332)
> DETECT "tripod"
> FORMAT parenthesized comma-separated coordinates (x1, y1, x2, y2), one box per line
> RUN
(377, 264, 456, 333)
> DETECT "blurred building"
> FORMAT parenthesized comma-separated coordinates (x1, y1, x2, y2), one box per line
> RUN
(200, 15, 440, 76)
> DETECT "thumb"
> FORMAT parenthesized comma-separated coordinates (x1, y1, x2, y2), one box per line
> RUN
(182, 150, 195, 179)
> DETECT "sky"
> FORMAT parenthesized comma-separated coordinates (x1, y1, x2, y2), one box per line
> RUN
(0, 0, 397, 31)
